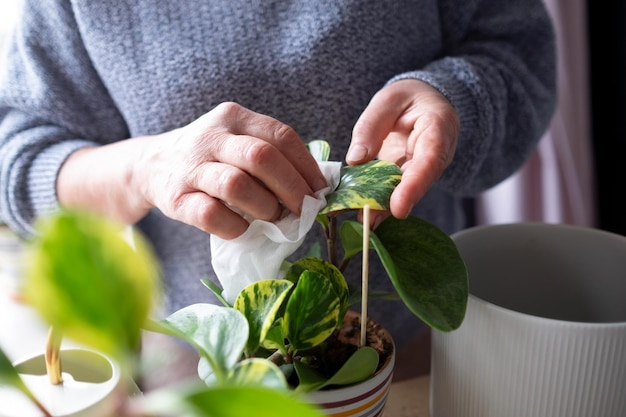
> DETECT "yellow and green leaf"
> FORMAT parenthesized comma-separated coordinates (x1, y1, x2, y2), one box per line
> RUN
(234, 280, 293, 354)
(320, 160, 402, 214)
(284, 271, 341, 350)
(225, 357, 288, 390)
(284, 257, 349, 317)
(306, 140, 331, 162)
(22, 209, 161, 368)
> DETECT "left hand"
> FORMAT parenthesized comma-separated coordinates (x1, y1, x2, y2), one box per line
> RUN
(347, 79, 459, 223)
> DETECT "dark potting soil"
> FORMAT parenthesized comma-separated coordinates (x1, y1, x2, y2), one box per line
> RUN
(292, 311, 394, 384)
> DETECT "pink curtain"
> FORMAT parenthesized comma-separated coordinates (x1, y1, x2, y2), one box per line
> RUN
(475, 0, 596, 227)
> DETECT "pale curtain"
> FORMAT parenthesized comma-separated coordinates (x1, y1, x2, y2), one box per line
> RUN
(475, 0, 596, 227)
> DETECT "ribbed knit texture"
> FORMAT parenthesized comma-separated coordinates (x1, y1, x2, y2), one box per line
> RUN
(0, 0, 556, 347)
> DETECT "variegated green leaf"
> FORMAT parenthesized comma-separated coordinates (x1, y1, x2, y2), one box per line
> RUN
(284, 271, 341, 350)
(23, 209, 160, 368)
(306, 140, 331, 162)
(284, 257, 349, 314)
(226, 357, 288, 390)
(260, 319, 287, 352)
(234, 279, 293, 354)
(320, 160, 402, 214)
(163, 303, 248, 381)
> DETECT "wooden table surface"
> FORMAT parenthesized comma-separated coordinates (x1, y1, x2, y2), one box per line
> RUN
(384, 375, 431, 417)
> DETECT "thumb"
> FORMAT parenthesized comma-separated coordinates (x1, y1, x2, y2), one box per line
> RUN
(347, 95, 400, 165)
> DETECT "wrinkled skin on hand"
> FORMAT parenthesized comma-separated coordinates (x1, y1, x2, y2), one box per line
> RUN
(58, 102, 328, 240)
(347, 79, 459, 228)
(135, 102, 328, 239)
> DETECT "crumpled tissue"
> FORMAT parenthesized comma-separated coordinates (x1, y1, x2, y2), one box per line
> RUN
(210, 161, 342, 304)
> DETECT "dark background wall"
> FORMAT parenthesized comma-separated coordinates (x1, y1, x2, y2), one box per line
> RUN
(588, 1, 626, 236)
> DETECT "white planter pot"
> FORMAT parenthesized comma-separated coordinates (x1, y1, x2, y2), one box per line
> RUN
(0, 347, 139, 417)
(432, 223, 626, 417)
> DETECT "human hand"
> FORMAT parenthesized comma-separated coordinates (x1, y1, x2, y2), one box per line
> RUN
(133, 102, 328, 239)
(58, 103, 327, 239)
(347, 79, 459, 223)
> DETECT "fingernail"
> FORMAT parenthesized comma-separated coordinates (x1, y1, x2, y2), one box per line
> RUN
(346, 145, 368, 163)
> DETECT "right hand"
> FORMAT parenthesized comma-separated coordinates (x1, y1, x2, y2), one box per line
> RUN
(58, 102, 328, 239)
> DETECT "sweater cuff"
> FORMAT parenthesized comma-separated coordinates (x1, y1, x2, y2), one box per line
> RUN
(28, 139, 96, 222)
(386, 57, 486, 116)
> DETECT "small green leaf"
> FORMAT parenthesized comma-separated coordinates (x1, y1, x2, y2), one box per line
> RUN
(164, 303, 248, 381)
(306, 140, 331, 162)
(304, 241, 322, 259)
(226, 357, 288, 390)
(294, 346, 379, 392)
(200, 279, 231, 307)
(339, 219, 365, 260)
(284, 271, 341, 350)
(0, 348, 41, 409)
(185, 385, 326, 417)
(260, 319, 287, 352)
(234, 279, 293, 354)
(320, 160, 402, 214)
(23, 210, 161, 366)
(141, 384, 325, 417)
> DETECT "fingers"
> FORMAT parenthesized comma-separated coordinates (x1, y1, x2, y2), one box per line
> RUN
(391, 112, 457, 218)
(348, 88, 402, 165)
(192, 161, 284, 222)
(207, 102, 329, 194)
(349, 80, 459, 219)
(173, 191, 250, 240)
(142, 102, 329, 239)
(207, 134, 317, 216)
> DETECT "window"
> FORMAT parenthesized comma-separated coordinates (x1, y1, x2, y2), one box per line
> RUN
(0, 1, 21, 45)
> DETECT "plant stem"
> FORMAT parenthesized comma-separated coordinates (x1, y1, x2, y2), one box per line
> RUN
(327, 216, 338, 266)
(338, 257, 351, 272)
(33, 399, 54, 417)
(267, 350, 286, 366)
(45, 326, 63, 385)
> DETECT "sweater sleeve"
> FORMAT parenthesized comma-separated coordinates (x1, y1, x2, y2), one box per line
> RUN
(0, 0, 128, 237)
(387, 0, 557, 196)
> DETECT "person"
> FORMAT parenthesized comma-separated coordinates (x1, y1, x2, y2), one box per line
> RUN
(0, 0, 556, 382)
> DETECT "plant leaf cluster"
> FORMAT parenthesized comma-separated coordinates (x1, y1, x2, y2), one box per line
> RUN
(0, 140, 468, 416)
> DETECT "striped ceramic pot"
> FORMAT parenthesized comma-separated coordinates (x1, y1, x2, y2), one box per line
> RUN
(306, 312, 396, 417)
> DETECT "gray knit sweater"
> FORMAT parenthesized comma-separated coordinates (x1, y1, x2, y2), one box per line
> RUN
(0, 0, 556, 347)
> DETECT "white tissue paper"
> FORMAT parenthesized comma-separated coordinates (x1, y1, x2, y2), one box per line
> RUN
(210, 161, 342, 304)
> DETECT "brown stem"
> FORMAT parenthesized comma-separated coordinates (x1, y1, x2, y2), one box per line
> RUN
(338, 257, 351, 273)
(33, 399, 54, 417)
(45, 327, 63, 385)
(267, 350, 286, 366)
(327, 217, 337, 266)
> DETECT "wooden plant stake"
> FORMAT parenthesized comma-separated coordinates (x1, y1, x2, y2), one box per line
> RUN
(360, 205, 370, 347)
(45, 326, 63, 385)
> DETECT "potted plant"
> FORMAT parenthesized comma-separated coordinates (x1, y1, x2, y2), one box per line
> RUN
(0, 141, 468, 416)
